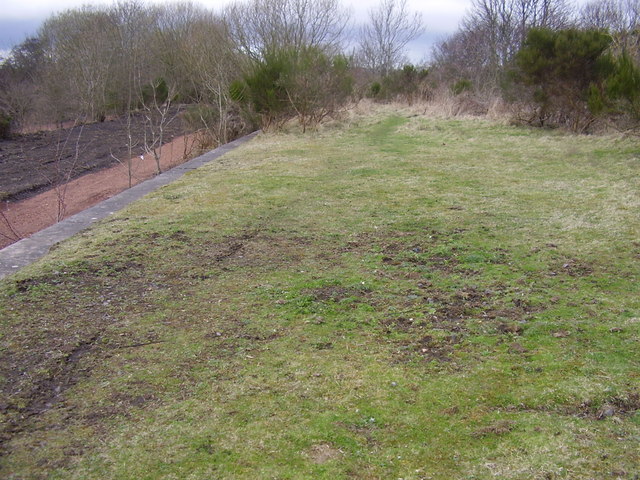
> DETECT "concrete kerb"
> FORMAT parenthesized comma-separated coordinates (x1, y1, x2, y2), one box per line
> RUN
(0, 131, 260, 281)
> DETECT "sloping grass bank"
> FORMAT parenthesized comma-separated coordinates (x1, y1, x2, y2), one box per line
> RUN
(1, 107, 638, 479)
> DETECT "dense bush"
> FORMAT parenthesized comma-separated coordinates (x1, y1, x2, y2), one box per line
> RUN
(514, 27, 640, 131)
(285, 49, 353, 131)
(140, 78, 170, 107)
(182, 104, 220, 131)
(515, 28, 615, 131)
(368, 82, 382, 97)
(605, 53, 640, 120)
(367, 64, 430, 103)
(452, 79, 473, 95)
(232, 47, 353, 131)
(233, 49, 295, 129)
(0, 113, 11, 139)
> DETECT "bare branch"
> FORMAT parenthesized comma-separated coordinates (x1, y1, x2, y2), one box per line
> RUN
(224, 0, 349, 58)
(357, 0, 423, 75)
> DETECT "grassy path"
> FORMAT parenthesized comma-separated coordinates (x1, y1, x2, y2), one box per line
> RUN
(1, 108, 638, 479)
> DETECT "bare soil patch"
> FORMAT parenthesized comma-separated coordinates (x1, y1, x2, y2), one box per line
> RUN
(306, 443, 343, 464)
(0, 112, 199, 249)
(0, 119, 260, 250)
(0, 107, 254, 249)
(0, 113, 186, 202)
(0, 229, 287, 453)
(0, 134, 197, 249)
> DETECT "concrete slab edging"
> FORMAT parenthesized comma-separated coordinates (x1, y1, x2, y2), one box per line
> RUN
(0, 131, 260, 280)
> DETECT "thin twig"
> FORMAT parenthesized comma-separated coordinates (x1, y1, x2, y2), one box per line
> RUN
(0, 204, 22, 242)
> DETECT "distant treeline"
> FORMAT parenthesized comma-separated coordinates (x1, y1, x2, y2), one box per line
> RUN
(0, 0, 638, 139)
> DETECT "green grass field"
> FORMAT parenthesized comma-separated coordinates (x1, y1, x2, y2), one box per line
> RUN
(1, 105, 639, 479)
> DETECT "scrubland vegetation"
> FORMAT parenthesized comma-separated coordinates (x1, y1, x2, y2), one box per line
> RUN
(0, 0, 639, 139)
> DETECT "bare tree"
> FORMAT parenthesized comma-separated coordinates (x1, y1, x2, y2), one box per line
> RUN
(580, 0, 639, 30)
(109, 0, 157, 187)
(153, 2, 213, 102)
(432, 0, 570, 91)
(224, 0, 349, 58)
(465, 0, 569, 67)
(0, 37, 44, 129)
(580, 0, 640, 62)
(35, 121, 85, 221)
(39, 7, 116, 122)
(357, 0, 423, 76)
(139, 81, 174, 174)
(431, 25, 495, 88)
(0, 77, 38, 131)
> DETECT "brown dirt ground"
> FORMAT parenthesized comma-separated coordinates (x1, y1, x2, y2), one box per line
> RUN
(0, 112, 186, 202)
(0, 134, 199, 249)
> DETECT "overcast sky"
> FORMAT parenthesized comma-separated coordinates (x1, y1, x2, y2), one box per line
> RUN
(0, 0, 585, 62)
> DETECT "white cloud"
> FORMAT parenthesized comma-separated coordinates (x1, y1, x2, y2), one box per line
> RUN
(1, 0, 115, 20)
